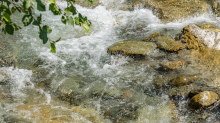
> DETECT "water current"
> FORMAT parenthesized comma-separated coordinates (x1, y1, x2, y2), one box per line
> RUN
(1, 0, 220, 122)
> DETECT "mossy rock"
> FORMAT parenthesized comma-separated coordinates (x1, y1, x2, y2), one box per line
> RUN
(188, 91, 219, 110)
(172, 74, 199, 86)
(107, 41, 157, 55)
(181, 24, 220, 50)
(156, 36, 183, 52)
(145, 0, 208, 23)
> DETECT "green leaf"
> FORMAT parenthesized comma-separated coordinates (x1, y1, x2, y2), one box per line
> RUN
(11, 7, 16, 13)
(37, 14, 42, 23)
(50, 43, 56, 53)
(49, 3, 61, 15)
(23, 0, 31, 10)
(15, 7, 21, 12)
(55, 37, 61, 42)
(3, 12, 11, 22)
(15, 0, 19, 2)
(87, 0, 94, 4)
(47, 0, 56, 4)
(33, 20, 39, 26)
(64, 5, 76, 16)
(61, 16, 66, 24)
(78, 13, 85, 23)
(39, 26, 48, 44)
(82, 23, 91, 33)
(13, 24, 22, 31)
(5, 24, 14, 35)
(46, 25, 52, 34)
(67, 16, 74, 27)
(33, 14, 42, 26)
(74, 17, 80, 25)
(36, 0, 46, 11)
(22, 15, 33, 26)
(0, 5, 8, 12)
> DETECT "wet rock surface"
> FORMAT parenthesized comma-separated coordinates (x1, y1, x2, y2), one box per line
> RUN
(55, 76, 87, 105)
(172, 74, 199, 86)
(182, 24, 220, 50)
(156, 36, 183, 52)
(0, 40, 17, 68)
(189, 91, 219, 110)
(107, 41, 157, 56)
(144, 0, 209, 23)
(212, 1, 220, 17)
(160, 60, 187, 70)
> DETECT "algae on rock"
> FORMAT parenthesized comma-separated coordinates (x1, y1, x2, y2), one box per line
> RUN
(107, 41, 157, 55)
(145, 0, 209, 23)
(156, 36, 183, 52)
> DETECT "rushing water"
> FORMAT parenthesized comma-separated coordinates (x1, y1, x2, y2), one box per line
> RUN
(1, 0, 220, 122)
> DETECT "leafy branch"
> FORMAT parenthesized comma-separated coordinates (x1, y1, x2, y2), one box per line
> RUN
(0, 0, 93, 53)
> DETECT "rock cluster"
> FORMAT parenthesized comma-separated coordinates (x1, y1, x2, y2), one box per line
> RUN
(107, 23, 220, 118)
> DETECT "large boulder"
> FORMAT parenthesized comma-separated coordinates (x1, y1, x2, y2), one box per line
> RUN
(188, 91, 219, 110)
(107, 41, 157, 55)
(172, 74, 200, 86)
(182, 24, 220, 50)
(156, 36, 183, 52)
(144, 0, 209, 23)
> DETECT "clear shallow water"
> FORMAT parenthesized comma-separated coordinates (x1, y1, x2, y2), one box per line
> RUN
(1, 1, 220, 122)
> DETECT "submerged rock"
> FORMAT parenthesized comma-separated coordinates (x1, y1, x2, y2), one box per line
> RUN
(156, 36, 183, 52)
(137, 100, 179, 123)
(145, 0, 209, 23)
(172, 74, 199, 86)
(160, 60, 187, 70)
(188, 91, 219, 110)
(71, 106, 105, 123)
(107, 41, 157, 55)
(0, 40, 17, 68)
(143, 32, 159, 42)
(153, 73, 176, 89)
(168, 84, 199, 100)
(182, 24, 220, 50)
(55, 77, 86, 105)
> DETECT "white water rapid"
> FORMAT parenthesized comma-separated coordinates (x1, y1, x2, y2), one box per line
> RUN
(0, 0, 220, 122)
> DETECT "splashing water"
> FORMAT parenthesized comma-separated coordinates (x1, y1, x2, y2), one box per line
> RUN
(1, 0, 220, 122)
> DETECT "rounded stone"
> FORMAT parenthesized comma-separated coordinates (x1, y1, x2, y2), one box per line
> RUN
(172, 74, 199, 86)
(189, 91, 219, 110)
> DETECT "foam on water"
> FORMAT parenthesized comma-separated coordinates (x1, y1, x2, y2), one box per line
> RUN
(1, 0, 220, 122)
